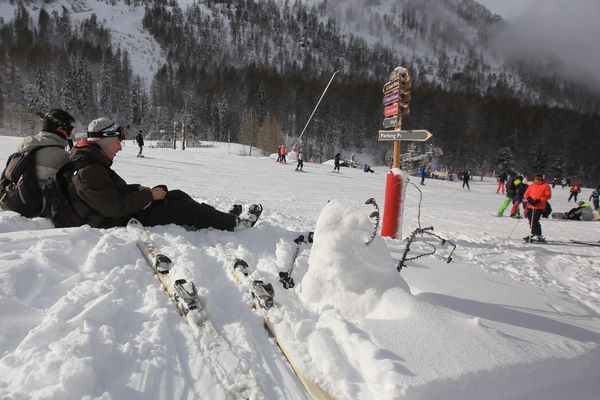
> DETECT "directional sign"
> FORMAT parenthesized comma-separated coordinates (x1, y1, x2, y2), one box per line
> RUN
(383, 79, 399, 94)
(384, 103, 398, 117)
(382, 116, 398, 129)
(383, 92, 399, 105)
(378, 129, 433, 142)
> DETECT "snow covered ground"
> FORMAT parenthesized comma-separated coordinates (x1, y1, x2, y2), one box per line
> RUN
(0, 136, 599, 399)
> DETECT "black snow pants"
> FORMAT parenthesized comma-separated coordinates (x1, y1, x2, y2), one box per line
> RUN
(132, 190, 236, 231)
(527, 208, 543, 236)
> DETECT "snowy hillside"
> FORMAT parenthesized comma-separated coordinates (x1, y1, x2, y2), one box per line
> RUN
(1, 136, 599, 399)
(0, 0, 164, 81)
(2, 0, 596, 106)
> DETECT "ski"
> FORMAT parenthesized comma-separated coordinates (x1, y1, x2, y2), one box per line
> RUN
(279, 233, 313, 290)
(127, 219, 267, 400)
(570, 240, 600, 247)
(509, 237, 589, 247)
(230, 258, 336, 400)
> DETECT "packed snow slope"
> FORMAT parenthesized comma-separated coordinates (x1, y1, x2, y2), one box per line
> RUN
(0, 136, 599, 400)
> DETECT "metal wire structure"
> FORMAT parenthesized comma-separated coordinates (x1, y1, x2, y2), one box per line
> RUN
(397, 182, 457, 271)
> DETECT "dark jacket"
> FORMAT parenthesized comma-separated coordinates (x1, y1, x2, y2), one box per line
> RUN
(66, 141, 153, 228)
(506, 179, 518, 198)
(514, 182, 529, 202)
(135, 133, 144, 147)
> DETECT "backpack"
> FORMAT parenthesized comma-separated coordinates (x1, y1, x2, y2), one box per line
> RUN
(42, 162, 86, 228)
(0, 146, 60, 218)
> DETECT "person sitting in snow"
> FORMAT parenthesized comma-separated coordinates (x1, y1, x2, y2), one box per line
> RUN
(0, 109, 76, 217)
(59, 117, 262, 231)
(564, 201, 593, 221)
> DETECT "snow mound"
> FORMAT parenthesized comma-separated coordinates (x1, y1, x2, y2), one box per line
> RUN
(299, 200, 411, 320)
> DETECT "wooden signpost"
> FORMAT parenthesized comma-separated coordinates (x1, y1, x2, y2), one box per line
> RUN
(379, 66, 433, 239)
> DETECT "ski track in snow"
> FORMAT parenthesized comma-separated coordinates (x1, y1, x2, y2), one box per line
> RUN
(1, 136, 599, 399)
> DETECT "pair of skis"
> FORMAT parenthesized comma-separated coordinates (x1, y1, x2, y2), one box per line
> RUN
(128, 218, 336, 400)
(127, 219, 267, 400)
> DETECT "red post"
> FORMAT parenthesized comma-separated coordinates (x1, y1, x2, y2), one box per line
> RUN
(381, 168, 408, 239)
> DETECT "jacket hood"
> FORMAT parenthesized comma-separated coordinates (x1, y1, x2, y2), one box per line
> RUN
(17, 131, 68, 152)
(70, 140, 112, 167)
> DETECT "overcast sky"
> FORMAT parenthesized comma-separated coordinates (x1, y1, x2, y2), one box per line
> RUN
(477, 0, 600, 81)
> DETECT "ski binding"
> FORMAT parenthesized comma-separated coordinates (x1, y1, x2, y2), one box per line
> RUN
(174, 279, 198, 312)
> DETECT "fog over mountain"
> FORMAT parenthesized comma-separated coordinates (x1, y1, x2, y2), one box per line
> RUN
(479, 0, 600, 84)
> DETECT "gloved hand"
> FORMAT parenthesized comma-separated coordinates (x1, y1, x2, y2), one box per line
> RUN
(527, 198, 540, 205)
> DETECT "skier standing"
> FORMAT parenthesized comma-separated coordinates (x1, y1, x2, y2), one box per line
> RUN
(496, 172, 507, 194)
(523, 173, 552, 242)
(590, 186, 600, 210)
(568, 181, 581, 202)
(135, 129, 144, 157)
(295, 149, 304, 172)
(419, 164, 426, 185)
(510, 177, 528, 218)
(498, 176, 521, 216)
(281, 144, 287, 163)
(334, 153, 341, 173)
(462, 170, 470, 190)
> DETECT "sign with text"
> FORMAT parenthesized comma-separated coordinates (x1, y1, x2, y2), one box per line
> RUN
(382, 116, 398, 129)
(384, 103, 398, 117)
(383, 92, 399, 105)
(378, 129, 433, 142)
(383, 79, 399, 94)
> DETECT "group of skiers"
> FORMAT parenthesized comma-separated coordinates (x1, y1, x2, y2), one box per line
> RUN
(495, 171, 600, 242)
(276, 144, 287, 163)
(0, 110, 262, 232)
(496, 173, 552, 242)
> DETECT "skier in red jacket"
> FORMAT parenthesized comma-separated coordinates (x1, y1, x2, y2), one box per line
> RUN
(522, 173, 552, 242)
(568, 182, 581, 202)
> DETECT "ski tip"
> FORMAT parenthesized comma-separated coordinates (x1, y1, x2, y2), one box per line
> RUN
(127, 217, 142, 226)
(233, 258, 249, 269)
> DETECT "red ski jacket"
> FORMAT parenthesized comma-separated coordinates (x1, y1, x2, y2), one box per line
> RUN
(523, 180, 552, 210)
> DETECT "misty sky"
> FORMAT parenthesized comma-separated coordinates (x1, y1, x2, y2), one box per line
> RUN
(478, 0, 600, 80)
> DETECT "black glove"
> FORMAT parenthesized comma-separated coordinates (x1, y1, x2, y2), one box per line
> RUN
(527, 198, 540, 205)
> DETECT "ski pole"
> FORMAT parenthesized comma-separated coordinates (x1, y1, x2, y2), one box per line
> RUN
(507, 215, 522, 238)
